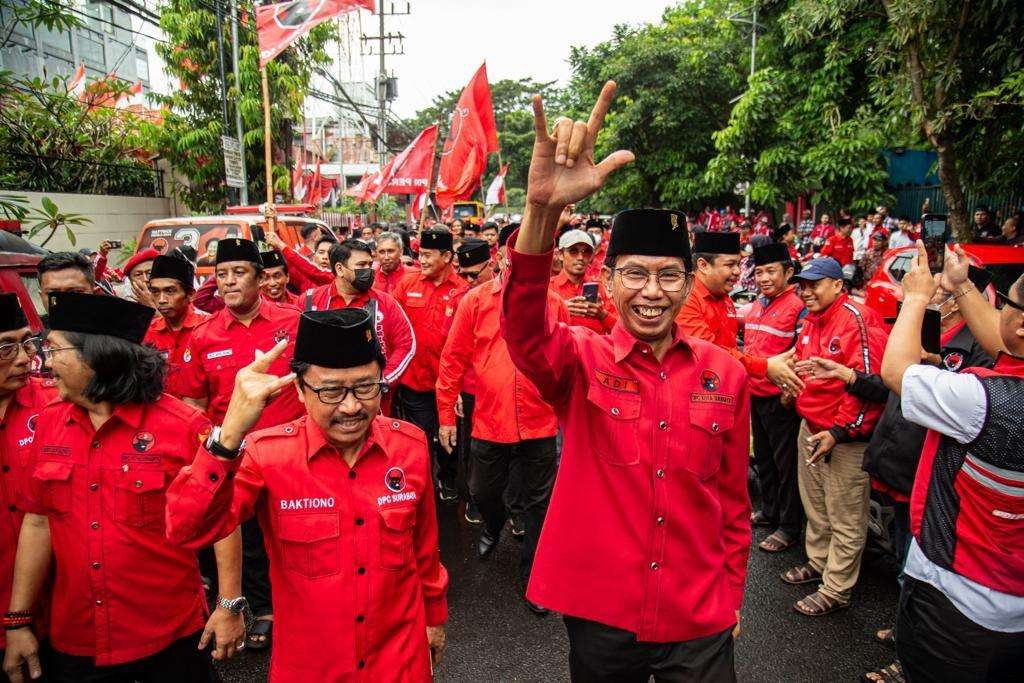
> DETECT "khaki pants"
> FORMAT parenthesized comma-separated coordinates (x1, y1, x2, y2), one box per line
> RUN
(796, 420, 871, 603)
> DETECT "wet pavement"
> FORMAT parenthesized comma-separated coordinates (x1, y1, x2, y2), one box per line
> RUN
(217, 473, 901, 682)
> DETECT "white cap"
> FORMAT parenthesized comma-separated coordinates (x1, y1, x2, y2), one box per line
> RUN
(558, 229, 595, 250)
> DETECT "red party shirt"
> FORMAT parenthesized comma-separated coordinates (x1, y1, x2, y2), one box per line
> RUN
(143, 305, 210, 398)
(676, 277, 769, 377)
(549, 271, 617, 334)
(392, 268, 466, 392)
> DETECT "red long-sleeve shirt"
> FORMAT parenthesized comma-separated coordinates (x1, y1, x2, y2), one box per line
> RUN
(500, 240, 751, 643)
(743, 287, 806, 397)
(436, 278, 565, 441)
(392, 268, 466, 392)
(676, 277, 769, 377)
(820, 234, 855, 266)
(374, 262, 414, 295)
(165, 415, 448, 682)
(143, 305, 210, 398)
(549, 271, 617, 334)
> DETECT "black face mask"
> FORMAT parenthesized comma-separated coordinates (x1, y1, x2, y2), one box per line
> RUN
(352, 268, 375, 292)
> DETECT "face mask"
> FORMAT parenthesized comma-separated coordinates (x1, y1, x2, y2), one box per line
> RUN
(352, 268, 375, 292)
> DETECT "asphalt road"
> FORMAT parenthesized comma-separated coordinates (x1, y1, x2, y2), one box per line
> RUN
(216, 474, 901, 682)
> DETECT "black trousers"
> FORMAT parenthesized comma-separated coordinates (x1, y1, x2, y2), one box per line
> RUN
(750, 394, 803, 537)
(50, 630, 217, 683)
(456, 392, 476, 502)
(242, 516, 273, 618)
(564, 616, 736, 683)
(396, 385, 456, 485)
(896, 577, 1024, 683)
(470, 437, 557, 583)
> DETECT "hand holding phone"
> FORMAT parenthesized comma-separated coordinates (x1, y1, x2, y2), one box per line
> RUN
(920, 214, 950, 273)
(582, 282, 599, 303)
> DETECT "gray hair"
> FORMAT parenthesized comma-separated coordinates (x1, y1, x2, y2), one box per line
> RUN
(376, 231, 404, 248)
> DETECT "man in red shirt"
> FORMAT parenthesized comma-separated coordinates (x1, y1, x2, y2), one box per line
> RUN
(583, 219, 608, 280)
(3, 293, 243, 681)
(143, 255, 209, 398)
(744, 244, 807, 553)
(820, 217, 856, 267)
(810, 212, 835, 248)
(784, 257, 887, 616)
(374, 231, 412, 294)
(166, 309, 449, 682)
(502, 83, 750, 680)
(550, 229, 617, 334)
(393, 228, 466, 502)
(259, 250, 301, 306)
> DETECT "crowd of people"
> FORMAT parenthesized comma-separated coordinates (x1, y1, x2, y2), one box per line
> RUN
(0, 82, 1021, 683)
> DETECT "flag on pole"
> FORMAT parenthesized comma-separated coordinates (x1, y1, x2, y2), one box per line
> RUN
(66, 62, 85, 94)
(435, 63, 499, 209)
(292, 159, 307, 200)
(256, 0, 375, 68)
(485, 164, 508, 207)
(308, 160, 323, 205)
(345, 172, 372, 200)
(380, 125, 438, 195)
(363, 158, 395, 204)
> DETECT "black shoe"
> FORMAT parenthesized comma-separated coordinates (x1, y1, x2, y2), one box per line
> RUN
(521, 586, 549, 616)
(509, 516, 526, 537)
(464, 501, 483, 525)
(478, 527, 500, 559)
(438, 480, 459, 503)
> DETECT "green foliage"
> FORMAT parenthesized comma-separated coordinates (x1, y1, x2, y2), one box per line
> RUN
(147, 0, 335, 212)
(0, 193, 29, 221)
(0, 0, 83, 48)
(25, 195, 91, 248)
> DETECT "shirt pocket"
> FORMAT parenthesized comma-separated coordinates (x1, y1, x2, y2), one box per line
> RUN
(379, 506, 416, 570)
(686, 407, 735, 481)
(277, 512, 341, 579)
(585, 384, 641, 466)
(114, 467, 167, 529)
(31, 460, 73, 518)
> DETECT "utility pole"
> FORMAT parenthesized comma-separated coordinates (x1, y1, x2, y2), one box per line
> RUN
(361, 2, 409, 167)
(213, 0, 235, 205)
(230, 0, 248, 204)
(727, 2, 762, 219)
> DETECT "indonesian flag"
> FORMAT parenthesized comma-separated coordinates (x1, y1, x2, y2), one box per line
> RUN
(256, 0, 375, 68)
(410, 191, 428, 221)
(345, 171, 372, 200)
(435, 64, 499, 209)
(485, 164, 508, 207)
(66, 62, 85, 94)
(381, 125, 438, 195)
(292, 159, 307, 200)
(308, 161, 323, 205)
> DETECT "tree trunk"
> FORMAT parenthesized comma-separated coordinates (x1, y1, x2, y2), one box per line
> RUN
(931, 133, 971, 242)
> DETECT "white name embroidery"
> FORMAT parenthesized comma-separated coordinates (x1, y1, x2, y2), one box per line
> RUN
(406, 291, 423, 298)
(377, 491, 418, 507)
(206, 349, 233, 360)
(279, 497, 336, 511)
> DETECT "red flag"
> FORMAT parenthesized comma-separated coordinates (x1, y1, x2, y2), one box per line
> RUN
(381, 125, 437, 195)
(292, 159, 307, 200)
(363, 158, 395, 204)
(485, 163, 508, 207)
(308, 161, 323, 205)
(257, 0, 375, 68)
(345, 172, 371, 200)
(435, 63, 499, 208)
(67, 62, 85, 93)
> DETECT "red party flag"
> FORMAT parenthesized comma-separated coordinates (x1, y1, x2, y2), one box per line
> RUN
(345, 171, 371, 200)
(362, 158, 395, 204)
(257, 0, 375, 68)
(435, 63, 499, 208)
(381, 125, 438, 195)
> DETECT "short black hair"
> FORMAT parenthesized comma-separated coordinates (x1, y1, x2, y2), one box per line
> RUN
(329, 238, 374, 273)
(300, 223, 322, 240)
(65, 331, 165, 404)
(315, 235, 335, 250)
(38, 251, 95, 285)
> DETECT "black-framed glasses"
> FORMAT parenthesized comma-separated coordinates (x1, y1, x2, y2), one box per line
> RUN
(613, 267, 690, 292)
(0, 338, 38, 361)
(996, 291, 1024, 312)
(300, 380, 386, 404)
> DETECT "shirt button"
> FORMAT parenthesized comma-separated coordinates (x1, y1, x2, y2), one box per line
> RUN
(95, 599, 103, 606)
(712, 422, 720, 432)
(91, 562, 101, 570)
(659, 371, 667, 380)
(357, 567, 366, 575)
(358, 661, 365, 669)
(89, 483, 99, 491)
(208, 473, 219, 482)
(91, 522, 99, 530)
(656, 516, 665, 525)
(348, 471, 357, 480)
(134, 480, 143, 488)
(355, 518, 364, 526)
(2, 465, 10, 473)
(656, 469, 665, 478)
(356, 615, 365, 623)
(7, 504, 15, 512)
(650, 562, 659, 570)
(658, 421, 668, 430)
(611, 407, 620, 416)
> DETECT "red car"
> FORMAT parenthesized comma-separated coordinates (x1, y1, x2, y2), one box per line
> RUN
(864, 243, 1024, 325)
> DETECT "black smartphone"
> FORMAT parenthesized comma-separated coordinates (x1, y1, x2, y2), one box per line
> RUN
(107, 240, 122, 249)
(250, 226, 268, 253)
(922, 306, 941, 354)
(921, 213, 950, 273)
(582, 282, 599, 303)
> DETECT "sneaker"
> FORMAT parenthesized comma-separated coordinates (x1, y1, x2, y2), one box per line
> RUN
(438, 480, 459, 503)
(464, 501, 483, 525)
(509, 516, 526, 537)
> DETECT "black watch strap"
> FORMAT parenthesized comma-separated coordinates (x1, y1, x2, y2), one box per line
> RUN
(206, 427, 242, 459)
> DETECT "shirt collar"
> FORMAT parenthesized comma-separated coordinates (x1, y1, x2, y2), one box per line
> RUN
(610, 322, 691, 364)
(150, 305, 204, 332)
(223, 298, 269, 329)
(303, 413, 386, 464)
(993, 352, 1024, 375)
(66, 400, 145, 431)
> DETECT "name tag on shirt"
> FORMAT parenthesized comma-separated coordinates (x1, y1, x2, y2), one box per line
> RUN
(206, 349, 233, 360)
(407, 291, 423, 298)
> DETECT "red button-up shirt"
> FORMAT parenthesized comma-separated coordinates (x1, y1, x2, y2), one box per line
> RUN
(676, 276, 768, 377)
(178, 299, 304, 430)
(393, 268, 466, 392)
(501, 242, 751, 642)
(1, 378, 57, 649)
(820, 234, 855, 266)
(549, 271, 617, 334)
(165, 415, 449, 682)
(374, 262, 413, 295)
(143, 305, 210, 398)
(23, 396, 210, 665)
(436, 278, 565, 441)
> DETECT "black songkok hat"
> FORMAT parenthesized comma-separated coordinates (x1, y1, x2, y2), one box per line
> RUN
(693, 231, 741, 255)
(260, 250, 286, 270)
(0, 293, 28, 333)
(456, 238, 490, 268)
(150, 255, 194, 288)
(498, 224, 518, 248)
(294, 309, 381, 369)
(48, 292, 153, 343)
(420, 228, 453, 252)
(214, 237, 261, 265)
(606, 209, 692, 269)
(752, 242, 792, 266)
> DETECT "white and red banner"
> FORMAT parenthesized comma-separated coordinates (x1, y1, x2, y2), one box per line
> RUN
(257, 0, 375, 67)
(381, 125, 438, 195)
(435, 63, 499, 209)
(485, 163, 508, 207)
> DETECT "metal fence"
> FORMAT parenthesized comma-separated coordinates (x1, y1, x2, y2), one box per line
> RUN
(892, 185, 1024, 221)
(0, 150, 165, 198)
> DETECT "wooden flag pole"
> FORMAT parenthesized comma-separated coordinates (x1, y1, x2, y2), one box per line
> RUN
(497, 150, 510, 214)
(261, 66, 277, 235)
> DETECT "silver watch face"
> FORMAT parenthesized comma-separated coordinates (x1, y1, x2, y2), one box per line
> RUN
(220, 596, 248, 613)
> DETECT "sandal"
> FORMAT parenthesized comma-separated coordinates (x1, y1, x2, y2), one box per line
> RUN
(793, 590, 850, 617)
(750, 511, 774, 527)
(246, 617, 273, 651)
(861, 661, 904, 683)
(758, 530, 797, 553)
(874, 627, 895, 648)
(780, 562, 822, 585)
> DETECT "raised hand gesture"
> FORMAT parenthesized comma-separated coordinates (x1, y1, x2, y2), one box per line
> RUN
(218, 340, 297, 451)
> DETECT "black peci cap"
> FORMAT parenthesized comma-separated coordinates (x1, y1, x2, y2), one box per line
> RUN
(420, 228, 454, 252)
(150, 255, 194, 288)
(0, 293, 28, 333)
(48, 292, 154, 343)
(456, 238, 490, 268)
(693, 231, 741, 256)
(215, 238, 261, 265)
(605, 209, 691, 269)
(294, 309, 381, 369)
(498, 223, 518, 248)
(752, 242, 792, 266)
(260, 250, 287, 270)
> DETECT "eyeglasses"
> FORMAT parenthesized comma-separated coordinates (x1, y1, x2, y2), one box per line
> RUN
(300, 380, 385, 404)
(614, 267, 691, 292)
(40, 343, 78, 360)
(458, 268, 485, 282)
(995, 291, 1024, 312)
(0, 338, 38, 361)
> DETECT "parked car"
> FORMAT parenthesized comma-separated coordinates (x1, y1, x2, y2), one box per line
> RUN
(0, 230, 47, 330)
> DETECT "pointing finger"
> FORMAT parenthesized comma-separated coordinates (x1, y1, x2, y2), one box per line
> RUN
(531, 94, 550, 141)
(586, 80, 617, 147)
(251, 339, 288, 373)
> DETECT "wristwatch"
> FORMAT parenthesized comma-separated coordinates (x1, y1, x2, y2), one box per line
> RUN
(206, 426, 243, 460)
(217, 595, 249, 614)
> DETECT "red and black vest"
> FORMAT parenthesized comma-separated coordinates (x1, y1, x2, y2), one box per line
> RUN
(910, 354, 1024, 596)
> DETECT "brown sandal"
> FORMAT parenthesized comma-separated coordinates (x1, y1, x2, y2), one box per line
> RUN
(780, 562, 822, 585)
(759, 531, 797, 553)
(874, 627, 895, 647)
(861, 661, 904, 683)
(750, 511, 774, 527)
(793, 590, 850, 617)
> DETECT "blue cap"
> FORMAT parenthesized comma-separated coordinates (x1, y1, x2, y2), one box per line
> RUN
(790, 257, 843, 283)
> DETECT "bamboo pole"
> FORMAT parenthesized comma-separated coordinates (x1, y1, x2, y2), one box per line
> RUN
(497, 150, 509, 215)
(261, 66, 277, 235)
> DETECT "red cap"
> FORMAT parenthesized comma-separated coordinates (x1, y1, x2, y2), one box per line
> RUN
(121, 248, 159, 277)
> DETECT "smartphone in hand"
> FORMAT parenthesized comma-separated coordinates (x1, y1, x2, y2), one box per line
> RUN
(582, 282, 599, 303)
(921, 214, 950, 273)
